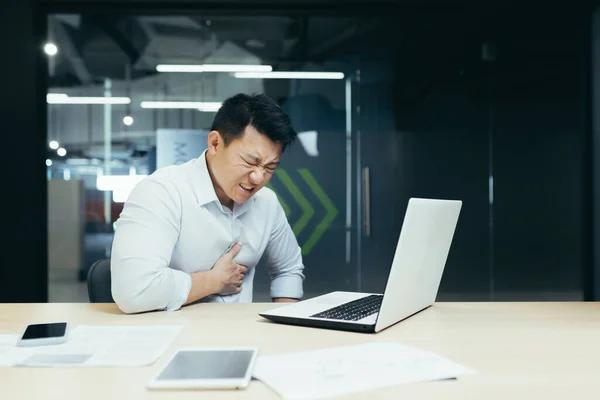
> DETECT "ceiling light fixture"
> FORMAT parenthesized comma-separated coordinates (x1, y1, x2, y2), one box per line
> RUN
(234, 71, 345, 80)
(140, 101, 222, 111)
(47, 94, 131, 105)
(44, 43, 58, 56)
(156, 64, 272, 73)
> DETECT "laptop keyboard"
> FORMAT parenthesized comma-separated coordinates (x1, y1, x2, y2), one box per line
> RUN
(310, 295, 383, 321)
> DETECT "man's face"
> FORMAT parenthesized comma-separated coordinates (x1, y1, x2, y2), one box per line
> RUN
(208, 125, 282, 206)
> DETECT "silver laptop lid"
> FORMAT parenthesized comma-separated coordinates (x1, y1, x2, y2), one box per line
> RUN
(375, 198, 462, 332)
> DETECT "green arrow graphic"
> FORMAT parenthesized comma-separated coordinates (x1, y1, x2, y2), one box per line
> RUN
(265, 183, 291, 217)
(298, 169, 339, 256)
(275, 169, 314, 236)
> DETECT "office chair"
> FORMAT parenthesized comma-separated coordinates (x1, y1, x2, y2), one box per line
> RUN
(87, 259, 115, 303)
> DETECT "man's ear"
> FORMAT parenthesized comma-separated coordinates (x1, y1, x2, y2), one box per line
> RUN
(207, 130, 221, 155)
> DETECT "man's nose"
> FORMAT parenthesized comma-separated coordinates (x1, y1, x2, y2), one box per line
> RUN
(249, 169, 265, 185)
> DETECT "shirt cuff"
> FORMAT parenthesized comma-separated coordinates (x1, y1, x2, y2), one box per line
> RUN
(165, 270, 192, 311)
(270, 275, 303, 299)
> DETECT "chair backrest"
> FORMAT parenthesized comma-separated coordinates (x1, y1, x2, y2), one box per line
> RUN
(87, 259, 114, 303)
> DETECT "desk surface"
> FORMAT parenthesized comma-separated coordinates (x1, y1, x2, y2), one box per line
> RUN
(1, 302, 599, 399)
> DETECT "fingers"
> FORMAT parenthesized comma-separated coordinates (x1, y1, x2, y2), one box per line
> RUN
(226, 242, 242, 259)
(236, 266, 247, 287)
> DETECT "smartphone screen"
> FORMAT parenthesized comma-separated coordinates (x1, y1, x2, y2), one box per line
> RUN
(22, 323, 67, 340)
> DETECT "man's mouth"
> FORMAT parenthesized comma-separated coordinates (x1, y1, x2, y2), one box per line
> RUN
(239, 183, 254, 192)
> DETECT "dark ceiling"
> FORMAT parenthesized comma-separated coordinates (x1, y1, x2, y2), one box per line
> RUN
(46, 4, 591, 108)
(46, 10, 497, 88)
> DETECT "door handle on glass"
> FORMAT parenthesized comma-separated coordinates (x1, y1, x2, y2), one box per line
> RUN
(362, 166, 371, 236)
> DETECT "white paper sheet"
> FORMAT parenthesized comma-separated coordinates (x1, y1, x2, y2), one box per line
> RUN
(253, 342, 476, 400)
(0, 325, 182, 367)
(0, 334, 26, 367)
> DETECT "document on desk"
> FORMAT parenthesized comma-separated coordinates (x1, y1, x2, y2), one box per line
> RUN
(0, 325, 182, 367)
(253, 342, 476, 400)
(0, 334, 23, 367)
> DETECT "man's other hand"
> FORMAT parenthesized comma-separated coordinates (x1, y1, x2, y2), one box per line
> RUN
(273, 297, 299, 303)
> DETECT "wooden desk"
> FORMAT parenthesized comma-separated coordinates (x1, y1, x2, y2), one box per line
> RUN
(1, 302, 599, 399)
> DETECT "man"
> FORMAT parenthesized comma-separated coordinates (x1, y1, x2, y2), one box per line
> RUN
(110, 93, 304, 314)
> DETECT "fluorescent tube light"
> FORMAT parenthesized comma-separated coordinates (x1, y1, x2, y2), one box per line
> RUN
(47, 93, 68, 101)
(140, 101, 222, 110)
(197, 103, 222, 112)
(156, 64, 272, 73)
(234, 71, 345, 79)
(47, 95, 130, 104)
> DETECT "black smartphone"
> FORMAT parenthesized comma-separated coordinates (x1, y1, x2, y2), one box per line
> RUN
(17, 322, 69, 347)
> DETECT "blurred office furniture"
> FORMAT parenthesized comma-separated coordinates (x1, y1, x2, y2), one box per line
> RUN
(87, 258, 114, 303)
(48, 179, 85, 282)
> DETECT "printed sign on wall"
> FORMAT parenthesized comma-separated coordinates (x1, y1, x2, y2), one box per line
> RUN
(156, 129, 209, 169)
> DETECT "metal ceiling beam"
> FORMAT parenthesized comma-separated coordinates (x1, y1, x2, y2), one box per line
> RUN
(50, 17, 92, 85)
(91, 15, 141, 64)
(309, 18, 378, 58)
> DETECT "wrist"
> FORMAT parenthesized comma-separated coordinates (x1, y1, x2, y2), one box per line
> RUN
(203, 269, 222, 294)
(185, 270, 222, 306)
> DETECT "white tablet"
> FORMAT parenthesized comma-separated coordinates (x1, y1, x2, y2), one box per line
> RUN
(147, 347, 259, 390)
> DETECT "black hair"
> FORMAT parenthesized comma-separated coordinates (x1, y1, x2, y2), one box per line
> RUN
(210, 93, 297, 152)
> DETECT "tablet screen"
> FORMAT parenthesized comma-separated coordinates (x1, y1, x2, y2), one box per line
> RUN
(156, 350, 255, 381)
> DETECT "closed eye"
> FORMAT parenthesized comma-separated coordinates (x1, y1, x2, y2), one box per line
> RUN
(241, 157, 277, 171)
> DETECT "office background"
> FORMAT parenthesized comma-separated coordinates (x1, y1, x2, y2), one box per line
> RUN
(2, 1, 599, 304)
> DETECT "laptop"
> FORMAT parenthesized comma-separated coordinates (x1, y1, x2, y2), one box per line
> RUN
(259, 198, 462, 334)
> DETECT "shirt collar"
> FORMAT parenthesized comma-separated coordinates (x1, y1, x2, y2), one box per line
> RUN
(192, 150, 221, 207)
(191, 150, 255, 213)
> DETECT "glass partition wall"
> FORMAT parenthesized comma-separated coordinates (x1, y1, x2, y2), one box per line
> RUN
(46, 9, 587, 302)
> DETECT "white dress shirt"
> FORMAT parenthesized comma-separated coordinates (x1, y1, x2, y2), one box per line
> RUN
(110, 151, 305, 314)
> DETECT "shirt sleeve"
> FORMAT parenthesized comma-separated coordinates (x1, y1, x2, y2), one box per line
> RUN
(110, 178, 192, 314)
(264, 198, 305, 299)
